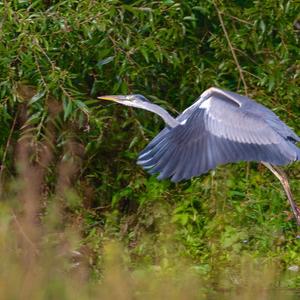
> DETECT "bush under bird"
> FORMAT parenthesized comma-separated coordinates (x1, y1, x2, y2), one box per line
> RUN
(99, 87, 300, 225)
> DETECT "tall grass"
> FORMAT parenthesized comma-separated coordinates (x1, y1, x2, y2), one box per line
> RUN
(0, 138, 298, 299)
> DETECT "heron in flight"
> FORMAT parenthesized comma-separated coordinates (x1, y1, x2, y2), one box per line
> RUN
(99, 87, 300, 224)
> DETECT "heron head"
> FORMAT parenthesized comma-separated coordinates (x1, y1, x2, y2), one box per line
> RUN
(98, 94, 151, 108)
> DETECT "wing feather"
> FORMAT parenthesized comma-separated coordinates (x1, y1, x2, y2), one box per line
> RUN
(137, 88, 300, 182)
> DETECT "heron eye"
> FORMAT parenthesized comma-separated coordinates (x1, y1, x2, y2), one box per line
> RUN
(135, 94, 151, 103)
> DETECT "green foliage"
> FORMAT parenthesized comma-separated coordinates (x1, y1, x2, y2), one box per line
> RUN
(0, 0, 299, 295)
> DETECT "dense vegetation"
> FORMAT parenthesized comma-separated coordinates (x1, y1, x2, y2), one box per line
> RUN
(0, 0, 299, 298)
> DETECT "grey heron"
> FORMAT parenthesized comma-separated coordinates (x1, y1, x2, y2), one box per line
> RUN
(99, 87, 300, 225)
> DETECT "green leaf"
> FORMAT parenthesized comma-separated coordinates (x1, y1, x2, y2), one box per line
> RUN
(28, 90, 46, 105)
(97, 56, 114, 67)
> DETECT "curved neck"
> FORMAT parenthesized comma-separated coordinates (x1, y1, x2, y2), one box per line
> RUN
(139, 102, 179, 128)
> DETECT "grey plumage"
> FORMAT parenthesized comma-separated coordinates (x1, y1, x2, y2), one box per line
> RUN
(136, 87, 300, 182)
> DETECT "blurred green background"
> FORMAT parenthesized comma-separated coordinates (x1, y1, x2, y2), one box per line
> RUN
(0, 0, 299, 298)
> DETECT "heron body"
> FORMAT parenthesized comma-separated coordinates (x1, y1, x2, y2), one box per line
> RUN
(99, 87, 300, 182)
(99, 87, 300, 224)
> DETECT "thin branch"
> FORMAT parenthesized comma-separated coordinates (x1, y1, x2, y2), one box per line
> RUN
(12, 213, 39, 256)
(0, 111, 18, 195)
(220, 12, 253, 25)
(213, 2, 248, 94)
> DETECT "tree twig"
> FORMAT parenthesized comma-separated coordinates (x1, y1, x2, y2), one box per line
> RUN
(213, 2, 248, 94)
(0, 111, 18, 195)
(12, 213, 39, 256)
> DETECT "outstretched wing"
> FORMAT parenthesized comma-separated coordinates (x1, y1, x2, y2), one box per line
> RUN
(137, 88, 300, 182)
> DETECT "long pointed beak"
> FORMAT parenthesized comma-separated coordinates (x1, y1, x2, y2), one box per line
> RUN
(98, 95, 126, 102)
